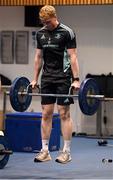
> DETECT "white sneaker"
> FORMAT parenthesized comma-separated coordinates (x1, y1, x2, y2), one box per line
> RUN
(34, 149, 52, 162)
(55, 151, 72, 164)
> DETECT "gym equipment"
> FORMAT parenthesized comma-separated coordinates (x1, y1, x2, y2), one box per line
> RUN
(10, 77, 32, 112)
(102, 159, 113, 163)
(98, 140, 113, 147)
(97, 131, 113, 164)
(5, 76, 112, 115)
(78, 78, 100, 115)
(0, 131, 13, 169)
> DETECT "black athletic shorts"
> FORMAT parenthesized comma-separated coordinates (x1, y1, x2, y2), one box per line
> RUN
(41, 78, 74, 105)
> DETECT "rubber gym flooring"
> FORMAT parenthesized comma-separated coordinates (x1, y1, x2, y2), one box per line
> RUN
(0, 137, 113, 179)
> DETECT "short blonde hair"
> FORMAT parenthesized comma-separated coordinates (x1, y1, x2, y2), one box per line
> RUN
(39, 5, 57, 21)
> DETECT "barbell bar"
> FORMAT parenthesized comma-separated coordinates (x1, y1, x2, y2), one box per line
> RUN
(3, 85, 111, 100)
(6, 91, 104, 99)
(9, 91, 113, 101)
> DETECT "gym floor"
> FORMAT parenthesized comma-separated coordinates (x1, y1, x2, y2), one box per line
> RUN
(0, 137, 113, 179)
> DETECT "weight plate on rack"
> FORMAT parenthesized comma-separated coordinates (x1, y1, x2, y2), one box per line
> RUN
(10, 77, 32, 112)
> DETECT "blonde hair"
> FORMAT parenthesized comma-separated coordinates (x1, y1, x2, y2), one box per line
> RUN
(39, 5, 57, 21)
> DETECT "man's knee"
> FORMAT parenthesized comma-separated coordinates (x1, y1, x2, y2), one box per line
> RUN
(58, 105, 70, 121)
(42, 104, 54, 120)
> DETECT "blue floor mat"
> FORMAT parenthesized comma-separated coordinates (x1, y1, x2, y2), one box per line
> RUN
(0, 137, 113, 179)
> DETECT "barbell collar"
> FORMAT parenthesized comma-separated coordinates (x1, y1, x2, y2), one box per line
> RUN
(27, 93, 105, 100)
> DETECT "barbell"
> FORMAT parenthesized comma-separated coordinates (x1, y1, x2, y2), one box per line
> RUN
(0, 131, 13, 169)
(4, 76, 111, 115)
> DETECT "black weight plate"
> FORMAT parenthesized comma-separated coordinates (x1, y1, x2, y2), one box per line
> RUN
(79, 78, 100, 115)
(10, 77, 32, 112)
(0, 136, 10, 169)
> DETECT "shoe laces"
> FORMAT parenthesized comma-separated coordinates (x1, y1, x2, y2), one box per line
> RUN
(59, 150, 70, 157)
(37, 149, 48, 155)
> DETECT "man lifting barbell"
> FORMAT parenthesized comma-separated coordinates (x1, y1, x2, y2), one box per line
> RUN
(30, 5, 80, 164)
(0, 76, 103, 168)
(1, 5, 105, 167)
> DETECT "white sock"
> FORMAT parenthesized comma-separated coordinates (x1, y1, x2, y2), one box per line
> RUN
(63, 140, 71, 153)
(42, 139, 49, 151)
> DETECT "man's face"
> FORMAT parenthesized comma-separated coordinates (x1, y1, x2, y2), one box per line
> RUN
(41, 17, 57, 30)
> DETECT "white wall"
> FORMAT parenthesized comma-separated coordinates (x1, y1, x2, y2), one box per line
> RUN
(0, 6, 35, 80)
(56, 5, 113, 76)
(0, 5, 113, 135)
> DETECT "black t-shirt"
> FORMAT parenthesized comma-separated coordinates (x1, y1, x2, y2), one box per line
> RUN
(36, 23, 77, 80)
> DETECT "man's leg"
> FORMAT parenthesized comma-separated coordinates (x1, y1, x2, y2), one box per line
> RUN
(41, 104, 54, 150)
(56, 105, 72, 163)
(34, 104, 54, 162)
